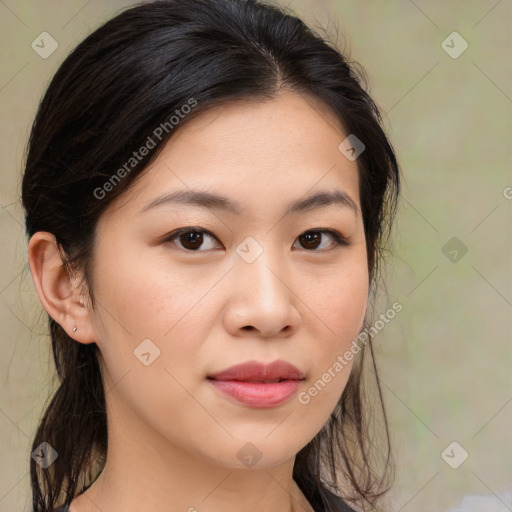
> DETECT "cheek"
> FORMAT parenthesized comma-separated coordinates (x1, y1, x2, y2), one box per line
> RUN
(91, 238, 197, 339)
(89, 249, 207, 439)
(89, 241, 213, 395)
(310, 260, 369, 346)
(297, 260, 368, 410)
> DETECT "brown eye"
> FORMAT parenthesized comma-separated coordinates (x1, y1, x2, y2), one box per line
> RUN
(294, 230, 349, 251)
(298, 231, 323, 250)
(179, 231, 204, 250)
(165, 228, 221, 251)
(164, 228, 349, 253)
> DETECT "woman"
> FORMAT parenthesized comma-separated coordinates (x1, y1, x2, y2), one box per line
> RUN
(22, 0, 400, 511)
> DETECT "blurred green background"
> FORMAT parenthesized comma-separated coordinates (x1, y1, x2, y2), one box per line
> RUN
(1, 1, 510, 511)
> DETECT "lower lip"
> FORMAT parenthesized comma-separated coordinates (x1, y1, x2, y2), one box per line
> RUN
(208, 379, 302, 408)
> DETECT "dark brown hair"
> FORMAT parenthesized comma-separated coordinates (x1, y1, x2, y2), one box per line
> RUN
(22, 1, 400, 511)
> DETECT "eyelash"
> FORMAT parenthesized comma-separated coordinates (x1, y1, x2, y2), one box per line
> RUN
(163, 227, 351, 253)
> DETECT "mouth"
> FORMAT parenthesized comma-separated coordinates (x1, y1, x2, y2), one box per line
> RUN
(207, 360, 305, 408)
(207, 359, 305, 382)
(207, 378, 292, 383)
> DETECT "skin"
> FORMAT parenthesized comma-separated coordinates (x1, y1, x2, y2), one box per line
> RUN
(28, 91, 369, 512)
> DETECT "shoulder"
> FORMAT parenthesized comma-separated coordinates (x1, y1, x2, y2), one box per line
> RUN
(51, 506, 69, 512)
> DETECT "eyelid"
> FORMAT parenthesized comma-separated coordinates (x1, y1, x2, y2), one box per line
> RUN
(316, 229, 351, 247)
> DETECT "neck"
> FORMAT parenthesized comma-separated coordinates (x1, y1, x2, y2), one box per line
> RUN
(70, 412, 314, 512)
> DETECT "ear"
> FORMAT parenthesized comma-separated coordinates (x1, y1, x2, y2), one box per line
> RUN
(27, 231, 97, 344)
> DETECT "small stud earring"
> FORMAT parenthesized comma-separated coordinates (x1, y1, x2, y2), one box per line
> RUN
(72, 326, 77, 332)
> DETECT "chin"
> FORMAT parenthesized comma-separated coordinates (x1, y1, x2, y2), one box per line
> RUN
(202, 439, 301, 471)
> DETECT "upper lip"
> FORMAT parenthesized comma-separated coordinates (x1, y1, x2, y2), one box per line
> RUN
(208, 360, 305, 381)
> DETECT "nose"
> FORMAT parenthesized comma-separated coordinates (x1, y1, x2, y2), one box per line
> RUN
(222, 247, 301, 339)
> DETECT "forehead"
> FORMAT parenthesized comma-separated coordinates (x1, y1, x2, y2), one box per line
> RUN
(104, 91, 361, 219)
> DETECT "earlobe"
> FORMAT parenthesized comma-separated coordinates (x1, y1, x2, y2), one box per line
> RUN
(27, 232, 96, 344)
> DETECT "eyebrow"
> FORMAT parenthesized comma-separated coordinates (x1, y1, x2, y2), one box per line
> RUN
(140, 188, 360, 217)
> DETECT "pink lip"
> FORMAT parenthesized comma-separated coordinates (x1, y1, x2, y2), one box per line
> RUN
(207, 360, 305, 408)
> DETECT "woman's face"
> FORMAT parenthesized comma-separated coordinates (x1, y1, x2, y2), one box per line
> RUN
(88, 91, 369, 469)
